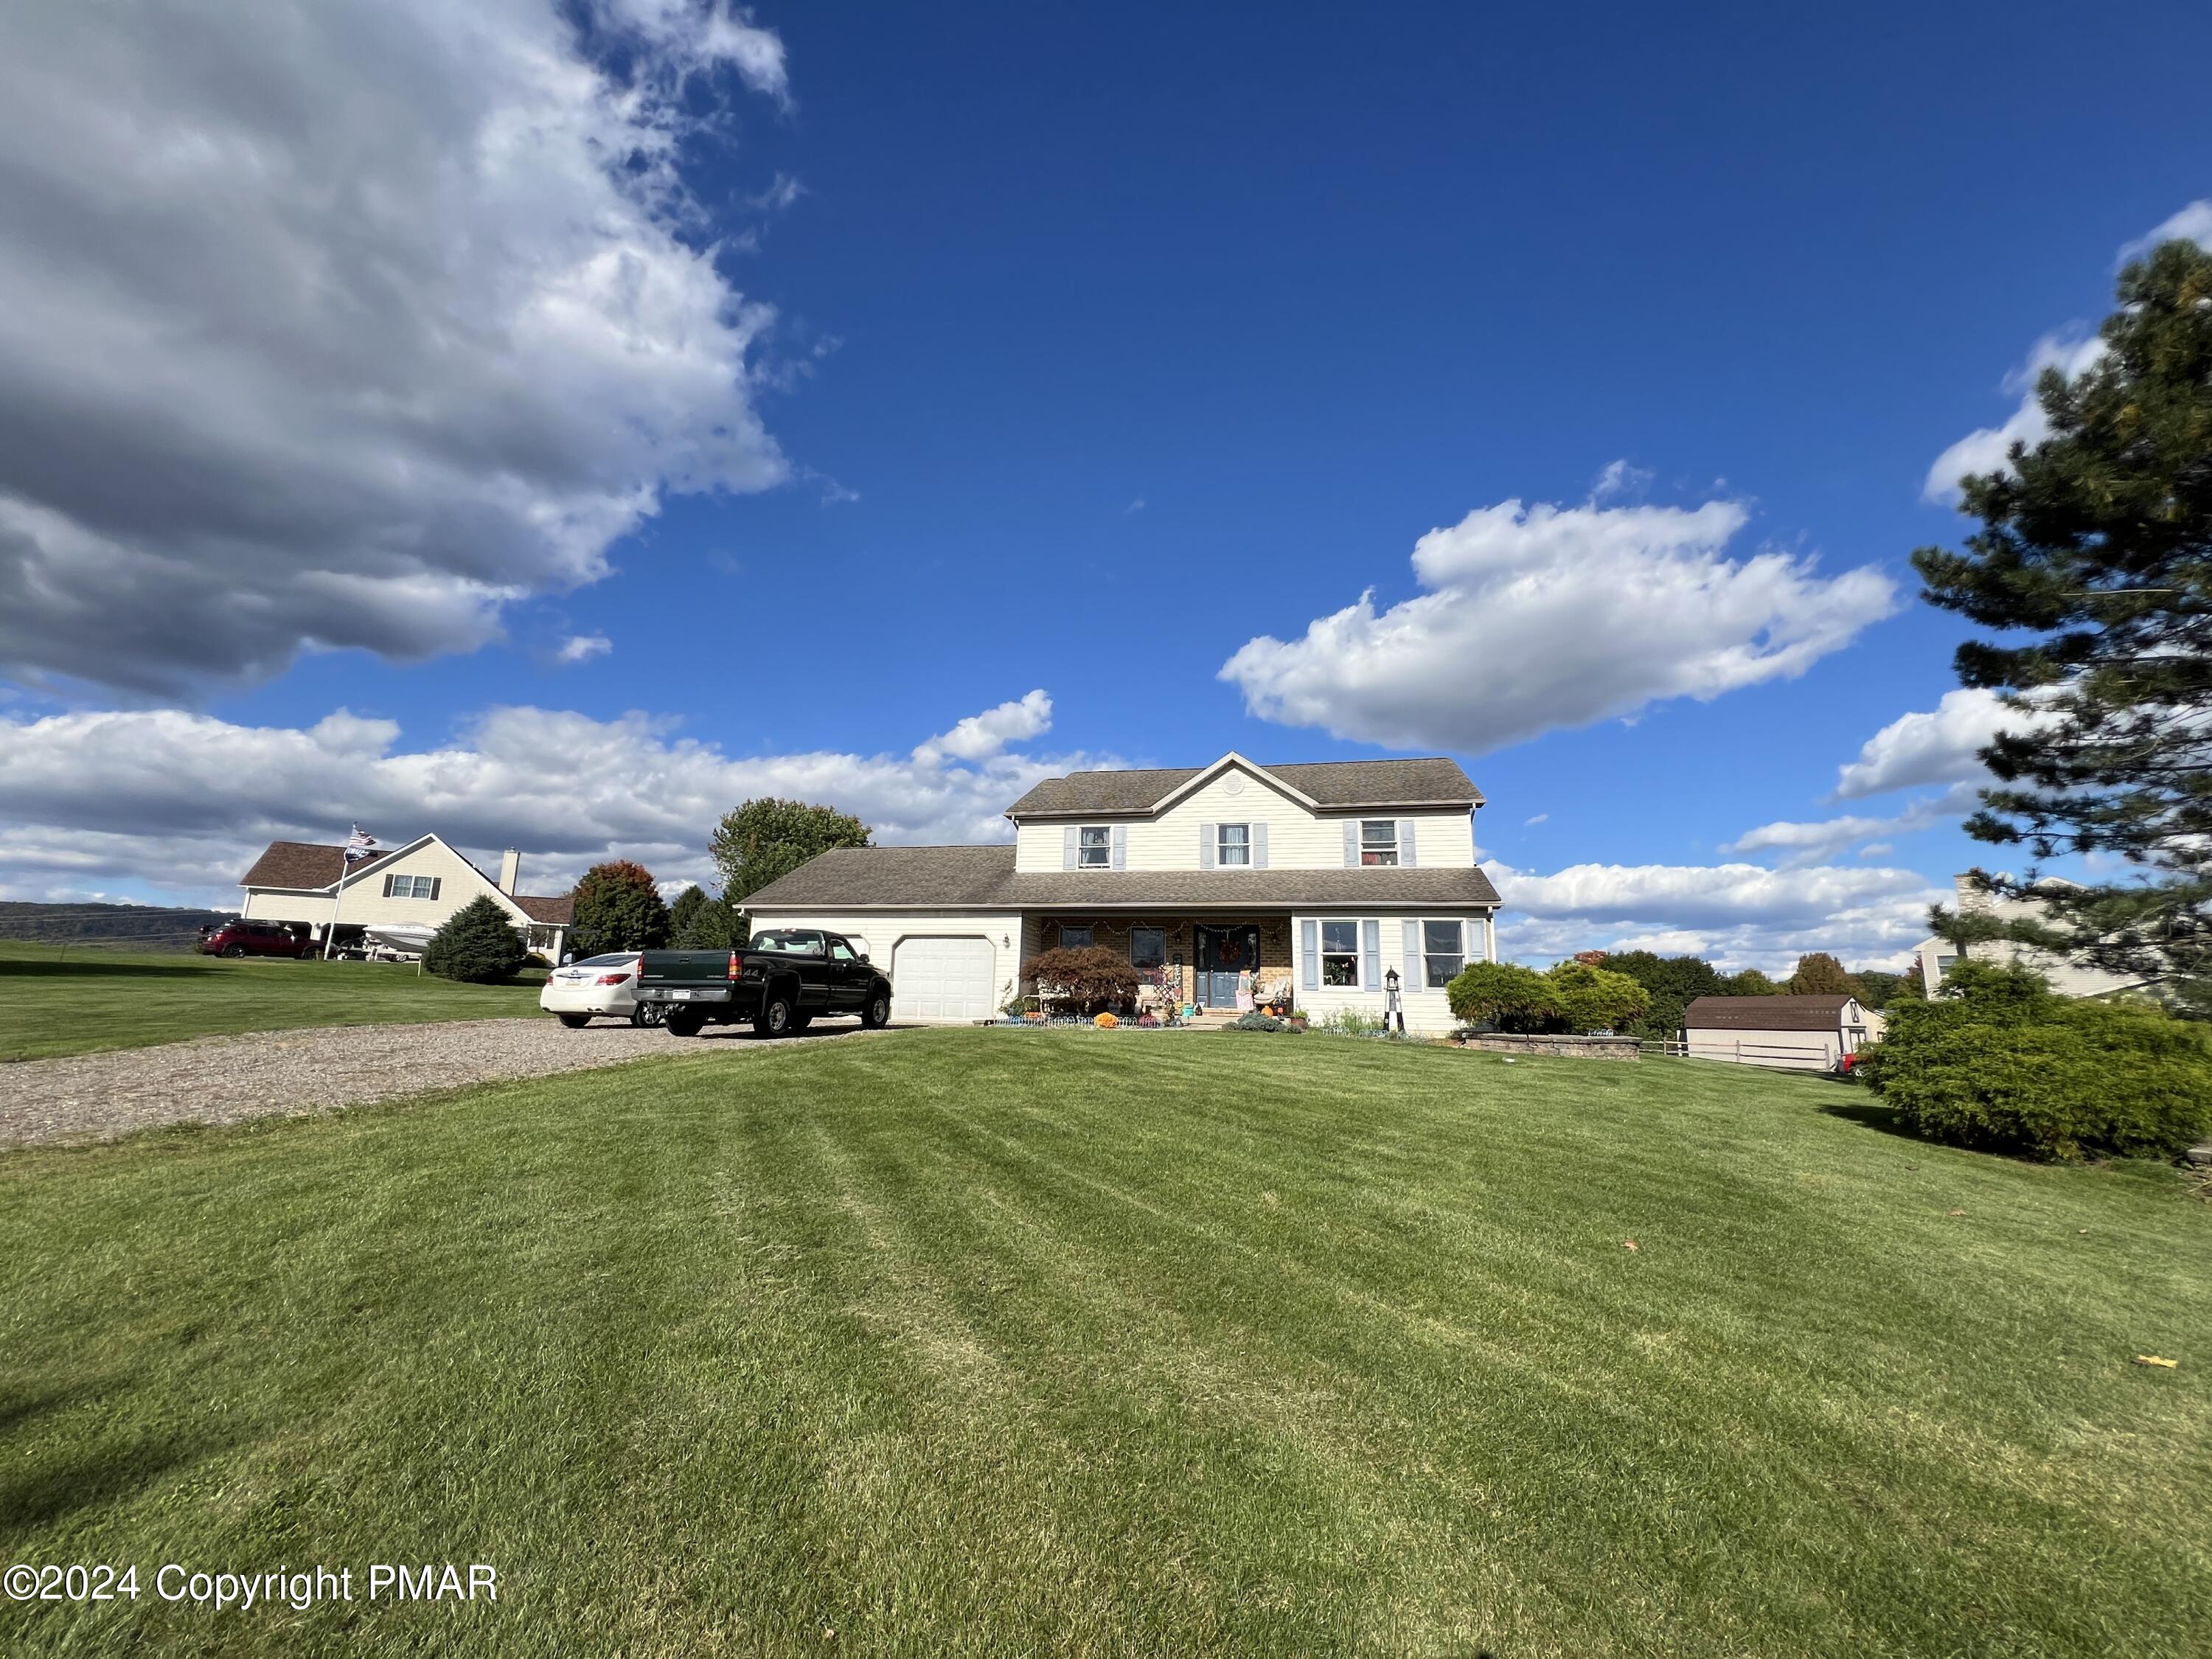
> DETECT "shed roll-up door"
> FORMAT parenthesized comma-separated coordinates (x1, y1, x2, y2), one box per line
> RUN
(891, 936, 995, 1022)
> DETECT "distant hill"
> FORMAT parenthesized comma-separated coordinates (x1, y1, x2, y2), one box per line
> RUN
(0, 900, 237, 951)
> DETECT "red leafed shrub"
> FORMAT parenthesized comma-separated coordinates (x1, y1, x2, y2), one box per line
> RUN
(1028, 946, 1141, 1015)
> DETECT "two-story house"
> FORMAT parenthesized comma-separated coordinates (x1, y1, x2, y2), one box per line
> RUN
(741, 753, 1501, 1030)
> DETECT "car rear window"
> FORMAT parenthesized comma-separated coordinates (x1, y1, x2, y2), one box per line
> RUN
(750, 931, 824, 956)
(574, 954, 636, 967)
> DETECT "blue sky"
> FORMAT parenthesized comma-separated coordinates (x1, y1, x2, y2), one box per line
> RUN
(1, 0, 2208, 968)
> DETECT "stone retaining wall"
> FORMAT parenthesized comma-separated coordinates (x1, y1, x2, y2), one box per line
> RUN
(1458, 1033, 1641, 1061)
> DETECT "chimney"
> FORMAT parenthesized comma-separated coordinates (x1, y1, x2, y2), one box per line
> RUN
(498, 849, 521, 894)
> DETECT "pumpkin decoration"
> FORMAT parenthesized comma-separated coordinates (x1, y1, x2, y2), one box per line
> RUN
(1095, 1012, 1119, 1029)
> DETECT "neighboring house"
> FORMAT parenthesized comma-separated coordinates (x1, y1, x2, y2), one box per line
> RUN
(237, 837, 575, 961)
(1910, 872, 2151, 999)
(743, 752, 1501, 1031)
(1681, 994, 1885, 1071)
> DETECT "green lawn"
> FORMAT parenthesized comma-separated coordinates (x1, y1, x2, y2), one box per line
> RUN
(1, 1034, 2205, 1657)
(0, 940, 545, 1060)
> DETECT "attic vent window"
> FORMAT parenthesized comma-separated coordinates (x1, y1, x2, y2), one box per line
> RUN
(1223, 775, 1245, 796)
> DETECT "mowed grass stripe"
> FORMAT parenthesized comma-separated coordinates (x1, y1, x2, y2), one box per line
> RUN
(1, 1030, 2206, 1656)
(0, 940, 543, 1060)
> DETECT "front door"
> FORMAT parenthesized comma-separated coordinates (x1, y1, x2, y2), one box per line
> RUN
(1194, 925, 1260, 1009)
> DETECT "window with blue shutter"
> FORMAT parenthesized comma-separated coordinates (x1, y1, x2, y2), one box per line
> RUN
(1301, 919, 1319, 990)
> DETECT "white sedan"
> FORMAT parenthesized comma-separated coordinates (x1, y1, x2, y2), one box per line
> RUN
(540, 953, 663, 1027)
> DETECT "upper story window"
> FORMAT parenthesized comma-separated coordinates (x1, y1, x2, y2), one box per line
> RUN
(382, 873, 440, 900)
(1078, 826, 1111, 868)
(1360, 821, 1399, 866)
(1217, 824, 1251, 867)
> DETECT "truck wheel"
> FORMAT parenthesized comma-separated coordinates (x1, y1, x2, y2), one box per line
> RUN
(863, 992, 891, 1029)
(754, 994, 794, 1038)
(630, 1002, 666, 1029)
(557, 1013, 591, 1029)
(666, 1010, 705, 1037)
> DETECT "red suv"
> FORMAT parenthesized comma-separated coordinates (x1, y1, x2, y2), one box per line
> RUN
(197, 919, 312, 959)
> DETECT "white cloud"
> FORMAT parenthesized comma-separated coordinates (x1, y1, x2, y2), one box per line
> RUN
(1488, 858, 1942, 973)
(1924, 201, 2212, 502)
(555, 634, 613, 666)
(1834, 686, 2048, 799)
(907, 689, 1054, 767)
(1589, 459, 1652, 502)
(1523, 813, 1548, 826)
(0, 693, 1095, 905)
(0, 0, 792, 694)
(2118, 198, 2212, 265)
(1922, 333, 2105, 502)
(1722, 786, 1977, 867)
(1220, 497, 1895, 754)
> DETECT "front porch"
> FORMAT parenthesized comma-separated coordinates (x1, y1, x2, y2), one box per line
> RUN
(1023, 913, 1296, 1013)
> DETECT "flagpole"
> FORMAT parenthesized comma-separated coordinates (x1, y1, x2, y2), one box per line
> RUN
(324, 837, 347, 959)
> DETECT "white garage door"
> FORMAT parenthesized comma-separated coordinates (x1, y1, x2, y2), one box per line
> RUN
(892, 936, 995, 1022)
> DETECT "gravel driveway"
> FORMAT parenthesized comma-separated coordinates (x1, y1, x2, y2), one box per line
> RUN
(0, 1016, 877, 1150)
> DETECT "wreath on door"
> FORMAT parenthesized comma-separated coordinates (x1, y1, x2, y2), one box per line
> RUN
(1214, 936, 1244, 966)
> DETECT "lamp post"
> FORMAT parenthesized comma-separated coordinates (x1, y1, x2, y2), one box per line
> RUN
(1384, 966, 1405, 1035)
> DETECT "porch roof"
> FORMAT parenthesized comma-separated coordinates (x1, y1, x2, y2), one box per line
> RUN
(744, 844, 1500, 911)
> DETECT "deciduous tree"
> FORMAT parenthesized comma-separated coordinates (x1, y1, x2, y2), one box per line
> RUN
(570, 860, 669, 956)
(710, 799, 872, 902)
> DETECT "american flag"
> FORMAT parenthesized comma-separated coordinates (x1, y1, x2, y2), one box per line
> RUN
(344, 826, 380, 864)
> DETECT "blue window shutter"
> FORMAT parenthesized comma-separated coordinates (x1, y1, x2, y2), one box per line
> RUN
(429, 877, 441, 902)
(1403, 919, 1422, 985)
(1362, 919, 1381, 990)
(1110, 824, 1126, 869)
(381, 874, 394, 897)
(1343, 821, 1358, 866)
(1464, 919, 1480, 962)
(1200, 824, 1216, 869)
(1253, 822, 1269, 869)
(1062, 825, 1077, 870)
(1399, 820, 1417, 868)
(1301, 920, 1318, 990)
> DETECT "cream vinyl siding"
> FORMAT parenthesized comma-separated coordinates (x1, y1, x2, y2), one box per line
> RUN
(243, 840, 532, 931)
(743, 907, 1020, 1021)
(1289, 910, 1493, 1035)
(1011, 763, 1477, 872)
(327, 842, 509, 928)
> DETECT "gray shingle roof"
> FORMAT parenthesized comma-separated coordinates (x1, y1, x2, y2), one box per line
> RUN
(743, 844, 1500, 911)
(1004, 756, 1481, 818)
(1683, 995, 1860, 1032)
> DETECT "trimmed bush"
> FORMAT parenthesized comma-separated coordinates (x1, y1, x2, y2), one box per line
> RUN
(423, 895, 530, 984)
(1445, 961, 1560, 1031)
(1225, 1012, 1297, 1033)
(1545, 961, 1652, 1033)
(1027, 946, 1141, 1016)
(1857, 961, 2212, 1161)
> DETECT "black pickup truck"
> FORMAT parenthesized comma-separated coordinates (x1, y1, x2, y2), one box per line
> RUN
(636, 929, 894, 1038)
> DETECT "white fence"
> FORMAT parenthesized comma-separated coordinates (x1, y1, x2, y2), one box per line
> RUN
(1647, 1037, 1843, 1071)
